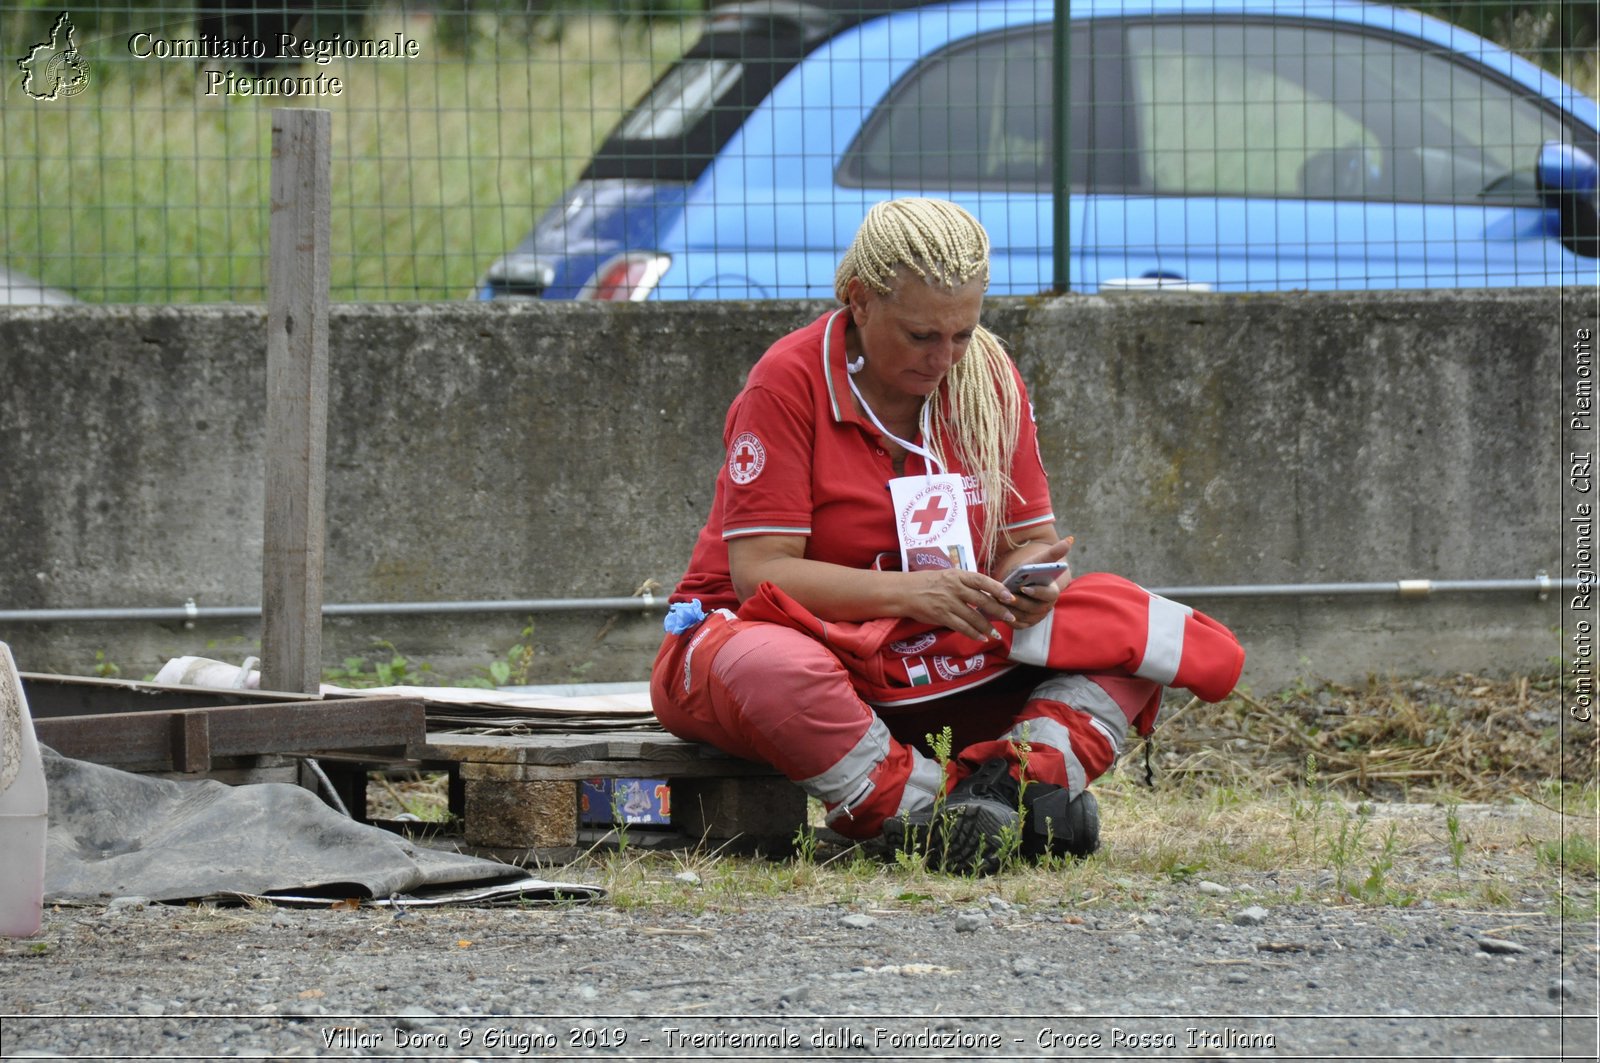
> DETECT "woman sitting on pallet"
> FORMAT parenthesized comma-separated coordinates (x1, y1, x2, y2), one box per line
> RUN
(651, 198, 1245, 873)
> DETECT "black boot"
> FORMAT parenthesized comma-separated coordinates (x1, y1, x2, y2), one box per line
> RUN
(882, 758, 1019, 875)
(883, 758, 1101, 872)
(972, 759, 1101, 862)
(1019, 784, 1100, 859)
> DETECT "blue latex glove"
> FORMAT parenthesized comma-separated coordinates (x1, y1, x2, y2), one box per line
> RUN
(663, 599, 707, 635)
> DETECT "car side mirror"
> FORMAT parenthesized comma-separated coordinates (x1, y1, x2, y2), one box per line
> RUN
(1537, 141, 1600, 258)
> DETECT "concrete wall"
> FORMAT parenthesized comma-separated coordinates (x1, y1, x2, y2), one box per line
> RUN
(0, 290, 1585, 692)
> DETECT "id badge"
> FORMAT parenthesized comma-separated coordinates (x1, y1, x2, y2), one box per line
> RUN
(889, 475, 978, 574)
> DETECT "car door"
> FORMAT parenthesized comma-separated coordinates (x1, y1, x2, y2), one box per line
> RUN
(1085, 17, 1592, 292)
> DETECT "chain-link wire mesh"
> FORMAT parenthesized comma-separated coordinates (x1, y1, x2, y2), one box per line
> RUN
(2, 1, 1596, 303)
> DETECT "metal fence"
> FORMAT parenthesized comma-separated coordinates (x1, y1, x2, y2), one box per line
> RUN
(2, 1, 1596, 302)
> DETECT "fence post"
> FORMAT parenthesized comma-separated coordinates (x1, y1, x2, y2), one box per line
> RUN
(261, 109, 332, 695)
(1052, 0, 1071, 294)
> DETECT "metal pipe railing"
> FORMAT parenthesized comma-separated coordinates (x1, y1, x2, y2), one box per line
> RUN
(1150, 574, 1568, 600)
(0, 596, 660, 624)
(0, 573, 1571, 625)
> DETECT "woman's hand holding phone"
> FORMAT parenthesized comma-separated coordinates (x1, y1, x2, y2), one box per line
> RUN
(997, 536, 1074, 629)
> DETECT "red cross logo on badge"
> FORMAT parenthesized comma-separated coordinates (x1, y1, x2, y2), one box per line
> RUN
(728, 432, 766, 484)
(909, 496, 949, 535)
(898, 481, 961, 545)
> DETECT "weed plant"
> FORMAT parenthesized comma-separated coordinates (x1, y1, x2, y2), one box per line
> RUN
(323, 639, 434, 688)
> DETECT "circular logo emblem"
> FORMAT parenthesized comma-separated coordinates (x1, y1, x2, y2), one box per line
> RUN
(889, 632, 939, 656)
(48, 52, 91, 98)
(898, 482, 961, 546)
(932, 654, 986, 681)
(728, 432, 766, 485)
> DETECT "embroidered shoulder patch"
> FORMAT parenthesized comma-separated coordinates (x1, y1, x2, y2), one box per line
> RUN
(933, 654, 986, 681)
(889, 632, 939, 656)
(728, 432, 766, 485)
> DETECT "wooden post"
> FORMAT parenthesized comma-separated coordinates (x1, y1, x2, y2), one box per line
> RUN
(261, 109, 332, 695)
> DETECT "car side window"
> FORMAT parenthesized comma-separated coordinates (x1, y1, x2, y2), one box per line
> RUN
(838, 25, 1095, 191)
(1127, 23, 1379, 198)
(1126, 20, 1571, 203)
(1377, 34, 1571, 201)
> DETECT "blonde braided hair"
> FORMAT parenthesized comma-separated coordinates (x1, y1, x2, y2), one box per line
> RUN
(834, 198, 1024, 569)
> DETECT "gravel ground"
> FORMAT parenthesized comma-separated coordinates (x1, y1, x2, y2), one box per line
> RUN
(3, 674, 1594, 1060)
(2, 886, 1596, 1060)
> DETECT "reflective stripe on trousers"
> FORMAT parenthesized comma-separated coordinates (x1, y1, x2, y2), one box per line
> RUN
(799, 716, 894, 806)
(995, 714, 1088, 796)
(1029, 673, 1130, 754)
(1136, 593, 1193, 686)
(809, 718, 944, 826)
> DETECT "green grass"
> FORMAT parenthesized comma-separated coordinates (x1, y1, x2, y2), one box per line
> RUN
(1538, 832, 1600, 879)
(567, 779, 1596, 918)
(1, 11, 686, 301)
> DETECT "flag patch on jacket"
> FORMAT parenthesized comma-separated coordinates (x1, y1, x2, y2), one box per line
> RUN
(904, 658, 932, 686)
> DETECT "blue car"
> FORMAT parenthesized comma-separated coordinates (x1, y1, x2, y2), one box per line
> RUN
(476, 0, 1600, 300)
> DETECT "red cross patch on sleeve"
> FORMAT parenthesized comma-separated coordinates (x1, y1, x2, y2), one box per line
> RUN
(728, 432, 766, 484)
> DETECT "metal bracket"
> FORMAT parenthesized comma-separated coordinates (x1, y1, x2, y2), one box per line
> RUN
(1397, 579, 1432, 600)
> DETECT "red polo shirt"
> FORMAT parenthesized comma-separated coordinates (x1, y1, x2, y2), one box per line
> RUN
(673, 308, 1055, 611)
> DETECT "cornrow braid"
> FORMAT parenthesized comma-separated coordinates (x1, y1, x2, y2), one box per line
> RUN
(835, 199, 1025, 569)
(834, 198, 991, 296)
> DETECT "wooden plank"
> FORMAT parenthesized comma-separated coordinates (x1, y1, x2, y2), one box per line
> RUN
(672, 777, 807, 848)
(34, 697, 425, 772)
(21, 672, 315, 718)
(424, 732, 613, 766)
(169, 710, 211, 773)
(593, 734, 748, 761)
(464, 778, 577, 849)
(261, 108, 332, 696)
(424, 730, 755, 767)
(459, 757, 781, 783)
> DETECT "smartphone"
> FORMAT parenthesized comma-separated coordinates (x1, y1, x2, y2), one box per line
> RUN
(1003, 561, 1071, 592)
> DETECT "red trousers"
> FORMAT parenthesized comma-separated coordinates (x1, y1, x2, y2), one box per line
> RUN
(650, 613, 1161, 839)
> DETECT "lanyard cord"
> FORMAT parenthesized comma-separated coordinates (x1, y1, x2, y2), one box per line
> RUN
(847, 374, 944, 475)
(825, 304, 945, 475)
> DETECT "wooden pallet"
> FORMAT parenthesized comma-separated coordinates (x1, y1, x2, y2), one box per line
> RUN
(425, 730, 807, 854)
